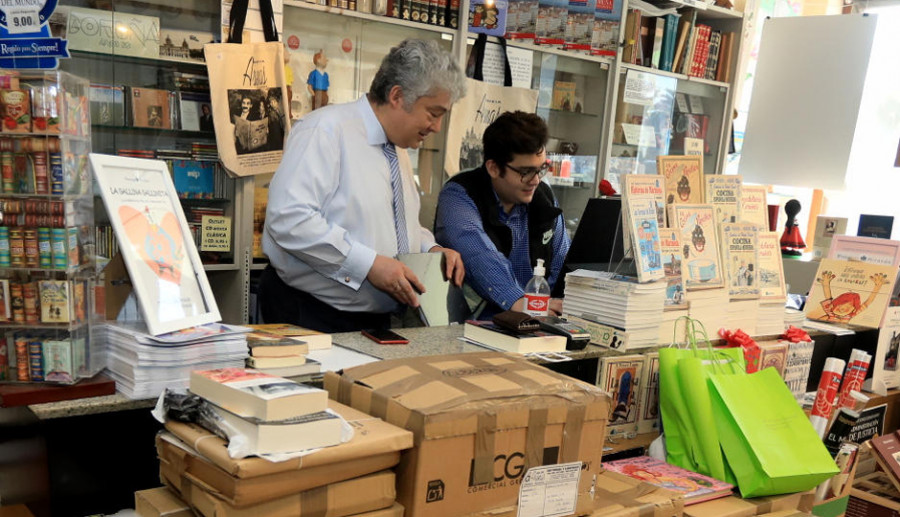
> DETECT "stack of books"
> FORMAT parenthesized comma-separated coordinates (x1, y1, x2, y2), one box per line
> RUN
(157, 396, 410, 516)
(685, 288, 729, 337)
(562, 269, 667, 350)
(756, 302, 787, 336)
(659, 307, 689, 345)
(245, 327, 321, 379)
(726, 298, 759, 336)
(103, 322, 249, 399)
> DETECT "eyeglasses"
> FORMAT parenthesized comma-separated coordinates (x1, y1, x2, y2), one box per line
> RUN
(505, 161, 551, 183)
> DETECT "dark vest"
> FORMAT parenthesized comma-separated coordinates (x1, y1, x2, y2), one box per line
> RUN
(447, 166, 563, 270)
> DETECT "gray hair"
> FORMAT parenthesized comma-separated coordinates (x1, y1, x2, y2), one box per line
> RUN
(369, 39, 466, 109)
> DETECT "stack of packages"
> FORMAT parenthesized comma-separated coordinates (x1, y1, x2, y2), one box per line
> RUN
(563, 269, 667, 350)
(324, 351, 610, 517)
(244, 323, 332, 379)
(155, 368, 411, 516)
(103, 322, 248, 399)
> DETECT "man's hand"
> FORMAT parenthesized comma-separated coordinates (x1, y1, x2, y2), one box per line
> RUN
(430, 246, 465, 286)
(367, 255, 426, 307)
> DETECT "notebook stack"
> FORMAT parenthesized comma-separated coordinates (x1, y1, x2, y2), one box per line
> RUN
(562, 269, 667, 350)
(684, 288, 729, 336)
(103, 322, 248, 399)
(158, 396, 412, 517)
(726, 299, 759, 336)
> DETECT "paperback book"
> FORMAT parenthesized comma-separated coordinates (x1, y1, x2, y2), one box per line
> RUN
(38, 280, 70, 323)
(658, 155, 703, 208)
(704, 175, 741, 224)
(626, 198, 664, 283)
(668, 204, 724, 290)
(603, 456, 734, 504)
(597, 354, 644, 437)
(740, 185, 768, 230)
(805, 259, 897, 329)
(757, 231, 787, 301)
(720, 223, 760, 300)
(659, 229, 687, 309)
(621, 174, 665, 260)
(637, 352, 660, 434)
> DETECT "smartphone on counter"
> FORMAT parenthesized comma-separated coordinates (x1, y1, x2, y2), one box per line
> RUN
(362, 328, 410, 345)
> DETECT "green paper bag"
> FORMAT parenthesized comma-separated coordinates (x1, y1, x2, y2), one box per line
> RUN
(708, 367, 839, 498)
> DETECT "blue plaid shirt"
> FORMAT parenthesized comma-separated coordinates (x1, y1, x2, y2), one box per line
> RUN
(435, 181, 570, 316)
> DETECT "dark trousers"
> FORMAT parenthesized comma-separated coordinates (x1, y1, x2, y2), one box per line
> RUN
(258, 265, 391, 333)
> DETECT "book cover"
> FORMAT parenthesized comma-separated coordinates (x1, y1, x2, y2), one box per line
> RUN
(246, 323, 332, 350)
(805, 259, 897, 329)
(534, 0, 568, 45)
(190, 368, 328, 422)
(658, 155, 703, 207)
(870, 431, 900, 489)
(705, 30, 722, 81)
(603, 456, 734, 504)
(43, 339, 75, 383)
(704, 175, 741, 224)
(551, 81, 578, 112)
(89, 84, 126, 126)
(757, 231, 787, 301)
(564, 0, 595, 50)
(506, 0, 539, 38)
(739, 185, 768, 230)
(0, 279, 9, 321)
(178, 91, 213, 132)
(668, 204, 724, 290)
(857, 214, 894, 240)
(597, 354, 644, 437)
(172, 160, 216, 199)
(589, 0, 620, 57)
(637, 352, 660, 434)
(758, 341, 788, 376)
(131, 88, 172, 129)
(865, 306, 900, 395)
(660, 229, 687, 309)
(621, 174, 665, 263)
(39, 280, 70, 323)
(784, 340, 814, 400)
(627, 198, 664, 283)
(813, 216, 848, 260)
(720, 222, 760, 300)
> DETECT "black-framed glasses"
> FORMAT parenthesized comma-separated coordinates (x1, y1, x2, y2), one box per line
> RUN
(505, 161, 551, 183)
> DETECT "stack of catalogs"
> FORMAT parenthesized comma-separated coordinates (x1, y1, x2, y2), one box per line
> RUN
(562, 269, 667, 350)
(102, 322, 248, 399)
(726, 299, 759, 336)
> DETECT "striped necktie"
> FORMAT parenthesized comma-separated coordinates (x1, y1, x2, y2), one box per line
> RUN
(382, 142, 409, 255)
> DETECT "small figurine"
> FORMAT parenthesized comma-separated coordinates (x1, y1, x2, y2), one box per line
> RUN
(780, 199, 806, 256)
(307, 50, 330, 111)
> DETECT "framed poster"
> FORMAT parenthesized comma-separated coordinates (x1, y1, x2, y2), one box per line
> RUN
(89, 153, 221, 335)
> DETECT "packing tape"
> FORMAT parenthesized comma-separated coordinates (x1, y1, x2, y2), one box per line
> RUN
(524, 407, 548, 472)
(473, 411, 498, 486)
(337, 375, 354, 406)
(595, 483, 665, 517)
(561, 404, 586, 464)
(300, 484, 329, 517)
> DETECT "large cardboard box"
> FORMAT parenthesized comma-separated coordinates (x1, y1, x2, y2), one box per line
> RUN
(685, 491, 815, 517)
(159, 399, 411, 506)
(161, 458, 396, 517)
(134, 487, 192, 517)
(354, 503, 405, 516)
(324, 352, 611, 517)
(587, 470, 684, 516)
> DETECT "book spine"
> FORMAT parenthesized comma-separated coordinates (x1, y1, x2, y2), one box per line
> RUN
(49, 152, 63, 195)
(0, 227, 9, 267)
(10, 283, 23, 323)
(23, 282, 38, 324)
(28, 338, 43, 381)
(8, 228, 23, 267)
(50, 228, 66, 268)
(0, 152, 12, 193)
(67, 227, 79, 268)
(37, 227, 51, 268)
(15, 335, 28, 380)
(23, 228, 39, 268)
(447, 0, 460, 28)
(0, 336, 6, 380)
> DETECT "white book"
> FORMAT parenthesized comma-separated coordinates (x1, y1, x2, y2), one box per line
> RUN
(208, 403, 343, 455)
(190, 368, 328, 422)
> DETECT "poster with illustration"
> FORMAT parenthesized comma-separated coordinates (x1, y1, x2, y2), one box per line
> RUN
(805, 258, 897, 329)
(90, 154, 220, 335)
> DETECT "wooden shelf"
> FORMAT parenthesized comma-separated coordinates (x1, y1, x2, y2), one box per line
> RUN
(0, 373, 115, 408)
(284, 0, 457, 35)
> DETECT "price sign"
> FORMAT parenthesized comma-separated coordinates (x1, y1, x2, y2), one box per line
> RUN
(3, 8, 41, 34)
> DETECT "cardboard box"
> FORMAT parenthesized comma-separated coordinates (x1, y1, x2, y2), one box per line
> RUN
(159, 399, 411, 507)
(134, 487, 193, 517)
(161, 459, 396, 517)
(587, 470, 684, 516)
(353, 503, 405, 516)
(324, 352, 611, 517)
(685, 491, 815, 517)
(848, 471, 900, 516)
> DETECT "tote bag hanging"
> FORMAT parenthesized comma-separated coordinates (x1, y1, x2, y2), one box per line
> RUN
(204, 0, 289, 177)
(443, 34, 539, 177)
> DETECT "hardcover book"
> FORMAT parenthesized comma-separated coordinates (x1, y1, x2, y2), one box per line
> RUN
(39, 280, 70, 323)
(189, 368, 329, 422)
(131, 88, 172, 129)
(463, 320, 567, 353)
(739, 185, 768, 230)
(658, 155, 703, 208)
(172, 160, 216, 199)
(660, 229, 687, 309)
(668, 204, 724, 290)
(813, 216, 848, 260)
(626, 198, 665, 283)
(603, 456, 734, 504)
(637, 352, 660, 434)
(757, 231, 787, 301)
(704, 175, 741, 224)
(805, 259, 897, 329)
(869, 431, 900, 492)
(597, 354, 644, 437)
(857, 214, 894, 240)
(720, 222, 760, 300)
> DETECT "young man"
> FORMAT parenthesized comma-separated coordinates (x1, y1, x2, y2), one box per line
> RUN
(261, 39, 466, 333)
(435, 111, 570, 317)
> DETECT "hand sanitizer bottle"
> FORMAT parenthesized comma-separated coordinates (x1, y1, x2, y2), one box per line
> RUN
(523, 259, 551, 317)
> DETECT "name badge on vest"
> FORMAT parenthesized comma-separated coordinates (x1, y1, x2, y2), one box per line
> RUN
(542, 229, 553, 245)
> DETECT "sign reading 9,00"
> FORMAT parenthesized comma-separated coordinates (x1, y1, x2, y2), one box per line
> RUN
(0, 0, 57, 32)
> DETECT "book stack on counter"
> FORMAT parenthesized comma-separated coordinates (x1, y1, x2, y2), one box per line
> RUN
(154, 369, 409, 517)
(783, 308, 805, 329)
(246, 323, 331, 379)
(726, 299, 759, 337)
(562, 269, 667, 350)
(756, 302, 788, 336)
(684, 288, 729, 338)
(103, 322, 249, 399)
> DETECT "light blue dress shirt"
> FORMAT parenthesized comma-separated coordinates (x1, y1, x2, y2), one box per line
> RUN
(262, 96, 436, 313)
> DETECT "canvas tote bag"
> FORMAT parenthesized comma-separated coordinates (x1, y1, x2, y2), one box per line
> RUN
(204, 0, 289, 177)
(443, 34, 539, 177)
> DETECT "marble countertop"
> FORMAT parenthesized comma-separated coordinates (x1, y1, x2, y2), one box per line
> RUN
(27, 324, 628, 420)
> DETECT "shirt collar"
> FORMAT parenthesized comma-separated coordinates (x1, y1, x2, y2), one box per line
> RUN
(358, 95, 389, 146)
(493, 189, 525, 222)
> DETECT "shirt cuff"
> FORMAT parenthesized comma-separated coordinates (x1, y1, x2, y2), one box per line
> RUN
(487, 285, 525, 311)
(332, 241, 376, 291)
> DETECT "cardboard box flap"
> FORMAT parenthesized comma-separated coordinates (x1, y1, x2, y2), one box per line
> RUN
(588, 470, 685, 517)
(163, 398, 412, 478)
(134, 487, 192, 517)
(325, 352, 610, 439)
